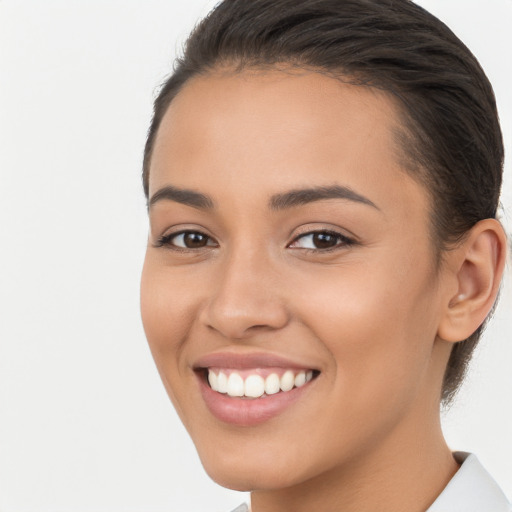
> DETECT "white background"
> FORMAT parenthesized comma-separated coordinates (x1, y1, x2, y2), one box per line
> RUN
(0, 1, 511, 511)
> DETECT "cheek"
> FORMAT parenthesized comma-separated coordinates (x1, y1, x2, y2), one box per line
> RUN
(282, 261, 441, 470)
(293, 254, 439, 399)
(140, 257, 198, 381)
(140, 257, 208, 429)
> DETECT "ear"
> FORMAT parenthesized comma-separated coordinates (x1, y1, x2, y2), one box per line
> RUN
(437, 218, 507, 343)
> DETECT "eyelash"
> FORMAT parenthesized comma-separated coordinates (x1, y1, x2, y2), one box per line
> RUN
(289, 230, 356, 252)
(154, 229, 356, 254)
(155, 231, 217, 252)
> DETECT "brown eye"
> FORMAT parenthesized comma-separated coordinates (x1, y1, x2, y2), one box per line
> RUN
(181, 232, 209, 248)
(312, 232, 338, 249)
(157, 231, 216, 250)
(289, 230, 355, 251)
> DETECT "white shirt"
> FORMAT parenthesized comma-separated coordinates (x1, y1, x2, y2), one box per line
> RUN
(230, 452, 512, 512)
(427, 452, 511, 512)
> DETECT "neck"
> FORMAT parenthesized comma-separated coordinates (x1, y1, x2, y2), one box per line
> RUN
(250, 399, 459, 512)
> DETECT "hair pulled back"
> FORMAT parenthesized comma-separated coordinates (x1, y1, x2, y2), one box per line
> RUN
(142, 0, 504, 404)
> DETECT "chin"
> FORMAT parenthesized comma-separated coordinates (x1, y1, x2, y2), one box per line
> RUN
(197, 442, 308, 492)
(202, 462, 295, 492)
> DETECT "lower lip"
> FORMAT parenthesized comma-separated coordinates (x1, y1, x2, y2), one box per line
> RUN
(198, 373, 314, 426)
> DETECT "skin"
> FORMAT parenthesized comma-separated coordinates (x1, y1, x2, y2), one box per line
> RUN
(140, 69, 505, 512)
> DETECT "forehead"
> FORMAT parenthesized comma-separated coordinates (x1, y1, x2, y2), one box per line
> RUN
(149, 68, 428, 219)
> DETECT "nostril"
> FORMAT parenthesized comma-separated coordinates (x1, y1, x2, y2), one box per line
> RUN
(199, 287, 290, 340)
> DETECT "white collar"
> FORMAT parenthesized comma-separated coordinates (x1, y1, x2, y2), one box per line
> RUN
(233, 452, 511, 512)
(427, 451, 512, 511)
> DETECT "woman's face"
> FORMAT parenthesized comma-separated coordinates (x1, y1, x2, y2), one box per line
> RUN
(141, 69, 453, 490)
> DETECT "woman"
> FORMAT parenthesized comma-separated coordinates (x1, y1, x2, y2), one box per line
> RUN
(140, 0, 510, 510)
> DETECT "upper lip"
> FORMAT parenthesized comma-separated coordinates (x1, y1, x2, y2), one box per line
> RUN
(193, 351, 318, 371)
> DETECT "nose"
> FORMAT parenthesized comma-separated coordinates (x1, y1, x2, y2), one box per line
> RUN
(198, 247, 290, 340)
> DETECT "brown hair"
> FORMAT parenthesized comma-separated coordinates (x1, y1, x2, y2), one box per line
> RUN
(142, 0, 504, 404)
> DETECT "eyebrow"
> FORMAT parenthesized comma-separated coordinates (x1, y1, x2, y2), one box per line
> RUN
(149, 185, 214, 210)
(269, 185, 379, 211)
(148, 184, 379, 211)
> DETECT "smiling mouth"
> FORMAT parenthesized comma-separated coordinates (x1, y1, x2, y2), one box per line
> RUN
(203, 368, 319, 399)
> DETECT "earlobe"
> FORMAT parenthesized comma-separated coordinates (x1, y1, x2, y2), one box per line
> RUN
(437, 218, 507, 343)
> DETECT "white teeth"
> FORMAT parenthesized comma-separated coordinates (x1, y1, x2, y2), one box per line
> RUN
(207, 369, 316, 397)
(280, 370, 295, 392)
(265, 373, 281, 395)
(217, 371, 228, 393)
(208, 371, 218, 391)
(294, 371, 306, 388)
(227, 372, 244, 397)
(244, 375, 265, 398)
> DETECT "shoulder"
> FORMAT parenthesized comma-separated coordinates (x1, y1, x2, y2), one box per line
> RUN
(427, 452, 512, 512)
(227, 454, 511, 512)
